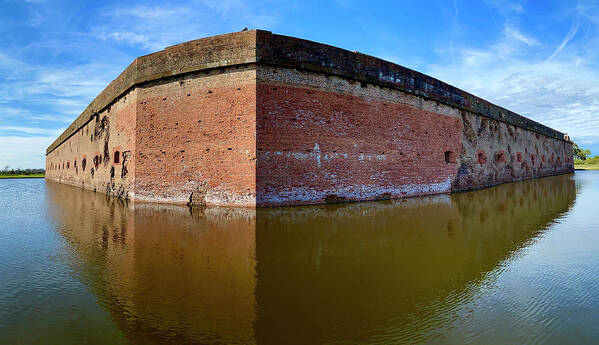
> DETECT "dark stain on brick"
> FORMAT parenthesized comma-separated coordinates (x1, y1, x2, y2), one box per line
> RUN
(325, 194, 348, 204)
(478, 118, 488, 137)
(462, 112, 477, 144)
(92, 115, 109, 142)
(376, 193, 392, 200)
(504, 164, 516, 178)
(188, 182, 208, 207)
(103, 141, 110, 165)
(121, 151, 131, 178)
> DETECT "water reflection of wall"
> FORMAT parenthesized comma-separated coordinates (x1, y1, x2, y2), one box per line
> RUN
(253, 175, 576, 344)
(46, 181, 257, 345)
(46, 174, 575, 345)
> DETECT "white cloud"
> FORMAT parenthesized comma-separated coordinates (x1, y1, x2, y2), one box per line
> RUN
(0, 53, 122, 168)
(0, 126, 63, 136)
(426, 11, 599, 151)
(111, 5, 190, 20)
(548, 21, 580, 61)
(0, 136, 54, 169)
(505, 26, 540, 46)
(94, 1, 279, 51)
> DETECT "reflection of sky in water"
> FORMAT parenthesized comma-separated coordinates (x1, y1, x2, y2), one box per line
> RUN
(1, 172, 598, 344)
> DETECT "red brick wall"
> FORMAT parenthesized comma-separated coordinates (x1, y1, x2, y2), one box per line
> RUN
(453, 111, 573, 191)
(256, 68, 463, 206)
(46, 30, 573, 207)
(46, 64, 572, 207)
(134, 67, 257, 206)
(45, 89, 137, 197)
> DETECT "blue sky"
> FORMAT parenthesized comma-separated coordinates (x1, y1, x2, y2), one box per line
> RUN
(1, 0, 598, 168)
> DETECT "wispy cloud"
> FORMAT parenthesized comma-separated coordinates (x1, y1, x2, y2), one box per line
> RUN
(0, 126, 63, 136)
(426, 3, 599, 152)
(0, 136, 54, 169)
(94, 1, 279, 51)
(111, 5, 190, 19)
(484, 0, 525, 15)
(505, 26, 540, 46)
(548, 21, 580, 61)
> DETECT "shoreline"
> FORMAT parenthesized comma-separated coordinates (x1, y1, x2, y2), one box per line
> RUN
(0, 175, 45, 179)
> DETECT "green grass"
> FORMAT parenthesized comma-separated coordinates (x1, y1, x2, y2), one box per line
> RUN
(575, 164, 599, 170)
(575, 156, 599, 170)
(0, 173, 45, 179)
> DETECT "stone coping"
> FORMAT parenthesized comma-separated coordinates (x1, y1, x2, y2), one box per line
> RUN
(47, 30, 567, 155)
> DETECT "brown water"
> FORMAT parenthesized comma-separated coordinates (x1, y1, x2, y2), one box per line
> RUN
(1, 172, 598, 344)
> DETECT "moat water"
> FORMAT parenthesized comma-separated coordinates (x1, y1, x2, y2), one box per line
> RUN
(1, 172, 598, 344)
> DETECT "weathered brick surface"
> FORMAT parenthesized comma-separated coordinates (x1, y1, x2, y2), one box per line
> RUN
(46, 30, 258, 155)
(256, 67, 462, 205)
(46, 89, 137, 198)
(453, 111, 573, 191)
(255, 31, 565, 141)
(134, 67, 256, 205)
(46, 30, 573, 207)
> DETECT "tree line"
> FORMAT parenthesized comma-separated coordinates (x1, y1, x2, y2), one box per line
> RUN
(573, 142, 598, 166)
(1, 166, 45, 176)
(573, 142, 592, 161)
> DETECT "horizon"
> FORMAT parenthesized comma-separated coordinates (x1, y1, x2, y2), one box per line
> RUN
(1, 0, 598, 168)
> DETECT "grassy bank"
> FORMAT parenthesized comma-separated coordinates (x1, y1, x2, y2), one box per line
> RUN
(0, 173, 45, 179)
(575, 157, 599, 170)
(575, 164, 599, 170)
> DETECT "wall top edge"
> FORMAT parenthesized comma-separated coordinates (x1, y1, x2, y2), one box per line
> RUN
(47, 29, 568, 155)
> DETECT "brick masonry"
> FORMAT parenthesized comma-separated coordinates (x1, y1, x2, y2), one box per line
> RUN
(46, 30, 573, 207)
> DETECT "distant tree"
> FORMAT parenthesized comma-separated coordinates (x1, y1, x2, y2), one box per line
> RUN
(573, 142, 591, 160)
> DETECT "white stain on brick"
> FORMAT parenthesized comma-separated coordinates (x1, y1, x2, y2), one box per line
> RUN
(258, 177, 452, 205)
(313, 143, 321, 167)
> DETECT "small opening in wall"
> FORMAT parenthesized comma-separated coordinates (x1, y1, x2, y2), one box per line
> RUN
(495, 151, 506, 163)
(114, 151, 120, 164)
(477, 152, 487, 164)
(82, 158, 86, 171)
(444, 151, 455, 164)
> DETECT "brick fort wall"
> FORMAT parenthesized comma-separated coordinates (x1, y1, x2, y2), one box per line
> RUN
(46, 30, 573, 206)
